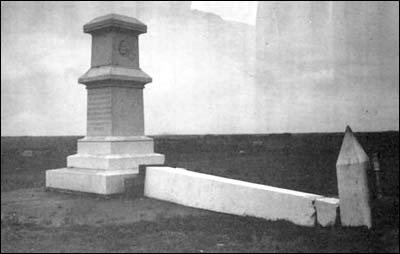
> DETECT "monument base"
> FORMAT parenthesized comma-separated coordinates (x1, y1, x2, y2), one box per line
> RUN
(46, 136, 165, 195)
(45, 168, 139, 195)
(67, 153, 165, 170)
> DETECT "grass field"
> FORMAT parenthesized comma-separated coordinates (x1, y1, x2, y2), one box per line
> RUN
(1, 132, 399, 252)
(2, 132, 398, 196)
(2, 214, 395, 253)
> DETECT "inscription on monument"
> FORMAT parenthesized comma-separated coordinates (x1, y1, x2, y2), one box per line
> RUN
(87, 88, 112, 135)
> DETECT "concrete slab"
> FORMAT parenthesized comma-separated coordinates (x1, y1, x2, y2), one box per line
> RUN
(144, 167, 324, 226)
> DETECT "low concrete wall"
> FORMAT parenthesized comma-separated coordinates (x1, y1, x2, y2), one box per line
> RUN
(144, 167, 339, 227)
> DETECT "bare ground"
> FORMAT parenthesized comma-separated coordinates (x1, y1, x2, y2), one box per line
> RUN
(2, 188, 398, 253)
(1, 188, 211, 228)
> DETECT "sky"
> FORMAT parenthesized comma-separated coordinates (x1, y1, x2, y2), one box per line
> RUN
(191, 1, 258, 25)
(1, 1, 399, 136)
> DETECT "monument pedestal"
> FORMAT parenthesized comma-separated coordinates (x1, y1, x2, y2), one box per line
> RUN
(46, 14, 164, 195)
(46, 168, 139, 195)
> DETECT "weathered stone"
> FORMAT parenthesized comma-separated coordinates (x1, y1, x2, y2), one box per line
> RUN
(336, 126, 372, 228)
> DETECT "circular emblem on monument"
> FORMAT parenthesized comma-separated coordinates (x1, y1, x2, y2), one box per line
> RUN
(118, 38, 137, 61)
(118, 39, 130, 57)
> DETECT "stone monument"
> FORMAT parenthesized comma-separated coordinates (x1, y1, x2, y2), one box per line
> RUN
(46, 14, 164, 195)
(336, 126, 372, 228)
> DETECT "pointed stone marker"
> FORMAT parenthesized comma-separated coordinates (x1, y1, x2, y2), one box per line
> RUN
(336, 126, 372, 228)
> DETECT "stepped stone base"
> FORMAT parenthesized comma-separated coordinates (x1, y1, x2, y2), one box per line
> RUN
(46, 152, 164, 194)
(67, 153, 165, 170)
(46, 136, 165, 195)
(46, 168, 139, 194)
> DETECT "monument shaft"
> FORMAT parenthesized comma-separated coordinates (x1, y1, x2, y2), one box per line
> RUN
(87, 87, 144, 136)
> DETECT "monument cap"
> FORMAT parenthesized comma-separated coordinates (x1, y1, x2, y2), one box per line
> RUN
(336, 126, 369, 166)
(83, 13, 147, 34)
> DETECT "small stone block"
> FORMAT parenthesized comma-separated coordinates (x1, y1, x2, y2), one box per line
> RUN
(315, 197, 340, 227)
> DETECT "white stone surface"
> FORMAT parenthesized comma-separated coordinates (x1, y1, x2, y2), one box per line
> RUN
(67, 153, 165, 170)
(46, 168, 138, 194)
(315, 197, 339, 227)
(77, 136, 155, 155)
(336, 126, 372, 228)
(144, 167, 325, 226)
